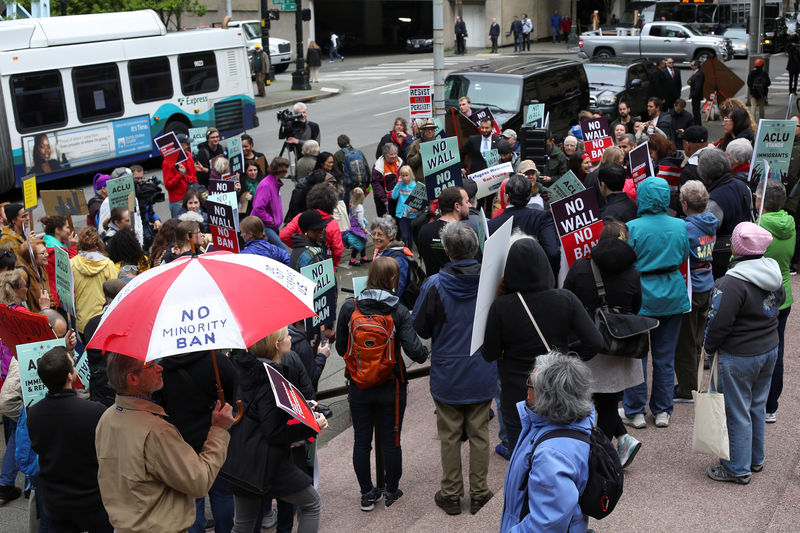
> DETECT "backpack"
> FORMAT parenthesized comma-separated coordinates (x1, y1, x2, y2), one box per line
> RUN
(381, 248, 427, 309)
(15, 408, 39, 480)
(519, 427, 623, 522)
(341, 148, 368, 189)
(344, 302, 398, 389)
(751, 73, 769, 99)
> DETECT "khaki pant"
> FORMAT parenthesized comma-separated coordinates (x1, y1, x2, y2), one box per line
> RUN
(309, 66, 320, 82)
(255, 72, 266, 96)
(752, 97, 766, 121)
(434, 399, 491, 499)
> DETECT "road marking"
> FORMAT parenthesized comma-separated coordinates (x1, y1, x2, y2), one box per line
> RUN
(353, 79, 412, 95)
(374, 106, 410, 117)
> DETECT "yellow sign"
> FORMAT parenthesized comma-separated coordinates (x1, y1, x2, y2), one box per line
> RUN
(22, 175, 37, 210)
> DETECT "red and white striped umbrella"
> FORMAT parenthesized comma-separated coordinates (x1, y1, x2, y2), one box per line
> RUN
(87, 251, 316, 362)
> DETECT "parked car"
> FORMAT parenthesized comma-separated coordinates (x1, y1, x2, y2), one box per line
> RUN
(723, 27, 748, 58)
(226, 20, 292, 73)
(444, 58, 589, 135)
(577, 21, 730, 64)
(762, 17, 788, 53)
(585, 57, 656, 120)
(407, 36, 433, 53)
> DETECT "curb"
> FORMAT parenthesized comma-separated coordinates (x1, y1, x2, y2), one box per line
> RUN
(255, 87, 342, 112)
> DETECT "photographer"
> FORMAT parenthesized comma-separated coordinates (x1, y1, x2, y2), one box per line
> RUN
(132, 164, 164, 251)
(279, 102, 321, 153)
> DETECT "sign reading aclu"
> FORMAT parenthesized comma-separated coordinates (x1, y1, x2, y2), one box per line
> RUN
(21, 115, 152, 176)
(300, 259, 336, 329)
(420, 137, 463, 201)
(748, 119, 796, 185)
(551, 189, 604, 267)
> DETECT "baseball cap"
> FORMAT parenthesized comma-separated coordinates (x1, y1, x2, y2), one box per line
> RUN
(519, 160, 537, 174)
(497, 139, 513, 155)
(298, 210, 327, 232)
(680, 125, 708, 144)
(501, 129, 517, 140)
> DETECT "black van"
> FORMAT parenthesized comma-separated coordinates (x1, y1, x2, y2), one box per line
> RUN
(444, 58, 589, 136)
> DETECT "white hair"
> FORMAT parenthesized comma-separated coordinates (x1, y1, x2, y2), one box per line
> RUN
(293, 102, 307, 113)
(725, 138, 754, 166)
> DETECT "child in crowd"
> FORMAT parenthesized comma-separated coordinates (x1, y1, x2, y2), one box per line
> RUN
(177, 190, 210, 233)
(391, 165, 419, 249)
(342, 187, 369, 266)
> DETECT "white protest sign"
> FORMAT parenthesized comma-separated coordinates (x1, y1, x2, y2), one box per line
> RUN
(469, 217, 513, 356)
(468, 162, 514, 199)
(409, 84, 433, 118)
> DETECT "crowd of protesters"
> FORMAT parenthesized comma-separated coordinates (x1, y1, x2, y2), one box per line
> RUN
(0, 88, 795, 533)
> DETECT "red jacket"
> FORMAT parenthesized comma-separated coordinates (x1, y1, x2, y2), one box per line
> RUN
(162, 152, 198, 202)
(280, 209, 344, 267)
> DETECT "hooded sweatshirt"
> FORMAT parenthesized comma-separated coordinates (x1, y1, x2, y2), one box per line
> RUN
(704, 256, 785, 356)
(761, 210, 796, 309)
(685, 211, 719, 293)
(627, 177, 690, 317)
(70, 251, 117, 333)
(241, 238, 291, 266)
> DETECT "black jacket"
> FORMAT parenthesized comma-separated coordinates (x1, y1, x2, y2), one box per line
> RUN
(82, 311, 116, 407)
(196, 141, 227, 187)
(417, 219, 449, 276)
(747, 67, 771, 98)
(27, 389, 108, 514)
(289, 324, 327, 392)
(563, 236, 642, 315)
(600, 192, 638, 223)
(455, 20, 467, 37)
(688, 68, 705, 100)
(489, 22, 500, 38)
(488, 205, 561, 276)
(663, 67, 682, 108)
(707, 172, 752, 237)
(156, 351, 238, 453)
(284, 174, 324, 225)
(648, 68, 667, 100)
(668, 109, 694, 145)
(460, 134, 498, 173)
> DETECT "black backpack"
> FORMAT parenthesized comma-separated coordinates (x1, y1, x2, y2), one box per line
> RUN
(751, 73, 769, 99)
(381, 247, 426, 309)
(519, 427, 623, 522)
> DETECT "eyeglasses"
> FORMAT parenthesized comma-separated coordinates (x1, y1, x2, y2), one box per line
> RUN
(371, 231, 387, 238)
(722, 117, 732, 123)
(142, 358, 162, 369)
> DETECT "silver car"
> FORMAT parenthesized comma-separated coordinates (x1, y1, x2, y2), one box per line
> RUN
(723, 28, 748, 59)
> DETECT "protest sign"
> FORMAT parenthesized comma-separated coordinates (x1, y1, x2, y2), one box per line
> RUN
(23, 175, 37, 210)
(228, 137, 244, 176)
(748, 119, 795, 187)
(264, 363, 321, 433)
(18, 338, 66, 408)
(629, 141, 654, 187)
(409, 84, 433, 118)
(301, 259, 336, 329)
(468, 162, 514, 199)
(73, 351, 91, 391)
(551, 189, 605, 267)
(40, 189, 88, 216)
(421, 137, 463, 201)
(53, 246, 75, 316)
(580, 117, 614, 162)
(758, 160, 771, 224)
(470, 217, 513, 355)
(154, 131, 188, 164)
(107, 173, 136, 212)
(206, 200, 240, 253)
(352, 276, 367, 297)
(404, 182, 428, 212)
(544, 170, 586, 203)
(482, 149, 500, 168)
(207, 192, 240, 231)
(433, 117, 446, 139)
(477, 208, 489, 253)
(189, 127, 208, 155)
(0, 305, 56, 357)
(208, 178, 237, 194)
(525, 104, 546, 127)
(469, 108, 501, 136)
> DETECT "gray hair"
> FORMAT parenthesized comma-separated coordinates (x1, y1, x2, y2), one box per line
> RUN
(440, 222, 478, 261)
(381, 142, 399, 158)
(618, 133, 636, 146)
(725, 138, 753, 166)
(369, 215, 397, 239)
(293, 102, 307, 113)
(679, 180, 709, 213)
(757, 179, 787, 213)
(697, 148, 731, 182)
(301, 139, 320, 157)
(213, 156, 230, 175)
(563, 135, 578, 147)
(531, 351, 593, 425)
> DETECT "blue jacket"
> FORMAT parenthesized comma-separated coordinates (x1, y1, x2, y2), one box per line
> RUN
(241, 238, 291, 266)
(627, 177, 690, 317)
(412, 259, 497, 404)
(500, 401, 593, 533)
(685, 212, 718, 293)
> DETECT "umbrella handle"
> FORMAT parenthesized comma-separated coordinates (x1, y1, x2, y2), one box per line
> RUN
(232, 400, 244, 425)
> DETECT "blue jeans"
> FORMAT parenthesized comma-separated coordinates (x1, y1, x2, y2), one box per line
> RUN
(0, 417, 18, 486)
(398, 218, 414, 250)
(189, 476, 234, 533)
(264, 227, 289, 252)
(623, 313, 683, 416)
(170, 201, 183, 219)
(552, 28, 559, 43)
(329, 46, 343, 61)
(714, 347, 778, 477)
(766, 306, 791, 413)
(513, 34, 522, 51)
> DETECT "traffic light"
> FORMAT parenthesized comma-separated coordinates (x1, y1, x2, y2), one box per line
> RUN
(520, 125, 549, 169)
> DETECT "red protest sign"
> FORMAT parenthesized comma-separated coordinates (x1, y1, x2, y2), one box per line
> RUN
(629, 141, 654, 187)
(264, 363, 320, 433)
(206, 200, 239, 253)
(0, 305, 57, 357)
(580, 117, 614, 162)
(585, 136, 614, 162)
(550, 188, 605, 267)
(153, 131, 188, 164)
(470, 108, 502, 136)
(408, 84, 432, 118)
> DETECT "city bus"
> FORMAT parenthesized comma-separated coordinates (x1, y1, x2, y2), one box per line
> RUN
(0, 10, 256, 193)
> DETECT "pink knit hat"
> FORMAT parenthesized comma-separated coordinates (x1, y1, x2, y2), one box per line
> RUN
(732, 222, 773, 256)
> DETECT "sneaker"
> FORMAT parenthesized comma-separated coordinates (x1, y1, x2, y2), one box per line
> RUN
(495, 443, 511, 461)
(751, 462, 764, 473)
(360, 256, 372, 263)
(618, 407, 646, 429)
(360, 487, 383, 511)
(766, 412, 777, 423)
(261, 509, 277, 529)
(384, 488, 403, 507)
(616, 434, 642, 468)
(434, 490, 461, 515)
(469, 490, 493, 515)
(0, 485, 21, 505)
(349, 258, 360, 266)
(673, 385, 693, 403)
(707, 465, 751, 485)
(654, 412, 670, 428)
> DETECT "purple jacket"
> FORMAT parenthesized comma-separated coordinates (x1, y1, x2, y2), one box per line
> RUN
(251, 174, 284, 232)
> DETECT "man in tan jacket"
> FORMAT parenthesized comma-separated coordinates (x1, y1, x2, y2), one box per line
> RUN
(95, 353, 234, 533)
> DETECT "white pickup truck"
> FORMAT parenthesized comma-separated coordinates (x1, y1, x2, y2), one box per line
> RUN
(227, 20, 292, 73)
(577, 22, 731, 64)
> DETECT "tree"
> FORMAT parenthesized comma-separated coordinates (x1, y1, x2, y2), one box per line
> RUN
(58, 0, 206, 30)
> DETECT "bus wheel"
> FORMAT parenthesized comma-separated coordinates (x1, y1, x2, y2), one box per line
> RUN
(164, 120, 190, 138)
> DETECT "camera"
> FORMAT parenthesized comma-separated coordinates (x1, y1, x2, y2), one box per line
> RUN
(277, 108, 305, 140)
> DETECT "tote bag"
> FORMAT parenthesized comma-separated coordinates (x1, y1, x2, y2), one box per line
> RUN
(691, 351, 730, 460)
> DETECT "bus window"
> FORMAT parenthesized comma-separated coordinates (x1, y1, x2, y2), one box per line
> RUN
(129, 57, 173, 103)
(697, 5, 716, 24)
(10, 71, 67, 133)
(73, 63, 124, 122)
(179, 52, 219, 96)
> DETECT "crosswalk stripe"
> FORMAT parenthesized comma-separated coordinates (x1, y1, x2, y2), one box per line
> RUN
(353, 79, 413, 95)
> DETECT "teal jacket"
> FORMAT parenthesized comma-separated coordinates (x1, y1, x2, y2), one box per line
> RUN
(627, 177, 690, 317)
(761, 209, 796, 309)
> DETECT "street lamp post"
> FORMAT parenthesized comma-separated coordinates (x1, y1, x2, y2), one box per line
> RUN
(291, 0, 311, 90)
(567, 0, 579, 47)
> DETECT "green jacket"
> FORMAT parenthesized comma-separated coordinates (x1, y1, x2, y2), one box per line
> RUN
(545, 145, 568, 181)
(761, 209, 796, 309)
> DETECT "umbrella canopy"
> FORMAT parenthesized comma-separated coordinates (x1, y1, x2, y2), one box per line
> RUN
(87, 251, 316, 361)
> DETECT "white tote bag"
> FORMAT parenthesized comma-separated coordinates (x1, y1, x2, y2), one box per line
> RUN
(692, 351, 730, 460)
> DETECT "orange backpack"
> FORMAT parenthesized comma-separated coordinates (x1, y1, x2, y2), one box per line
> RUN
(345, 302, 399, 389)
